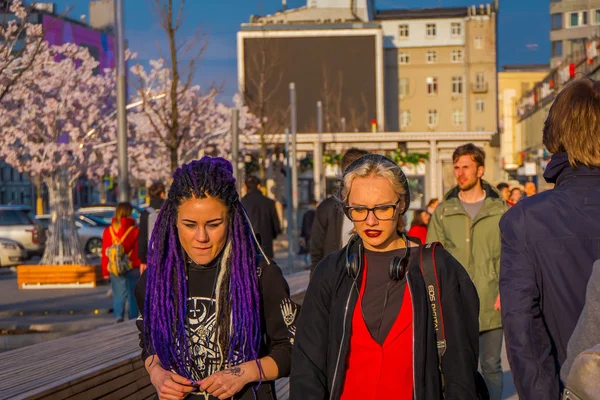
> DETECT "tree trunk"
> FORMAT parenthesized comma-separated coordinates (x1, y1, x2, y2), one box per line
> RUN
(41, 169, 86, 266)
(259, 131, 267, 182)
(170, 145, 179, 174)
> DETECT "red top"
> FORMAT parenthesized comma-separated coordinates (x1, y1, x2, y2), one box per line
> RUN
(101, 217, 141, 278)
(340, 256, 414, 400)
(408, 225, 428, 245)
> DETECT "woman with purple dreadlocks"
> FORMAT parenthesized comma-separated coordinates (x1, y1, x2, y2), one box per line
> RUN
(135, 157, 298, 400)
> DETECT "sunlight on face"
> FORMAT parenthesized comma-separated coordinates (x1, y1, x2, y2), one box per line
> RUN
(347, 175, 401, 251)
(453, 155, 484, 192)
(176, 196, 229, 265)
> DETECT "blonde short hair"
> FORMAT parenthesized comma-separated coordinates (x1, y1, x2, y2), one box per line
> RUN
(341, 156, 408, 231)
(543, 78, 600, 168)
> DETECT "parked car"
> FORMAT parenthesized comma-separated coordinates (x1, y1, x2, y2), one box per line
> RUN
(36, 214, 108, 256)
(0, 237, 27, 267)
(76, 204, 143, 225)
(0, 206, 46, 259)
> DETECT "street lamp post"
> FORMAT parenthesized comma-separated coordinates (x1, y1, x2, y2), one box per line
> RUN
(115, 0, 129, 202)
(289, 83, 298, 264)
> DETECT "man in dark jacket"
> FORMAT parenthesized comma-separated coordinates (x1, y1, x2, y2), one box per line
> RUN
(241, 176, 281, 259)
(500, 79, 600, 400)
(309, 148, 368, 272)
(138, 182, 166, 271)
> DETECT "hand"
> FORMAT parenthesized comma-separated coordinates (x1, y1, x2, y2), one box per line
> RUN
(494, 294, 501, 311)
(148, 363, 196, 400)
(198, 365, 255, 400)
(140, 263, 147, 274)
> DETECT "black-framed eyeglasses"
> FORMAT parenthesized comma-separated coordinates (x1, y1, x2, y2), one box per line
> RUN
(344, 199, 401, 222)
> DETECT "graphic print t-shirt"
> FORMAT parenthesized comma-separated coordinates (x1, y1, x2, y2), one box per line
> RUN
(185, 263, 221, 381)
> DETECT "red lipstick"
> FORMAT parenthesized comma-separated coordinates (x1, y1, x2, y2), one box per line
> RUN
(365, 230, 382, 238)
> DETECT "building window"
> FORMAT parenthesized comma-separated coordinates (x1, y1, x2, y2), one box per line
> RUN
(427, 109, 439, 127)
(551, 13, 563, 30)
(398, 52, 410, 64)
(452, 109, 464, 126)
(426, 50, 438, 63)
(399, 78, 410, 98)
(401, 110, 412, 128)
(476, 98, 485, 112)
(476, 73, 485, 85)
(451, 22, 462, 36)
(451, 49, 463, 63)
(426, 77, 438, 95)
(474, 36, 483, 49)
(595, 9, 600, 24)
(452, 76, 463, 95)
(398, 24, 409, 38)
(570, 12, 579, 27)
(426, 23, 437, 38)
(552, 40, 563, 57)
(568, 11, 588, 27)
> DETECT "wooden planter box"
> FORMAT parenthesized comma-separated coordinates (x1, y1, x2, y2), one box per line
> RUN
(17, 264, 100, 289)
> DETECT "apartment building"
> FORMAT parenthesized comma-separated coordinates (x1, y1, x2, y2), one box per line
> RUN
(497, 65, 548, 176)
(550, 0, 600, 67)
(378, 5, 498, 134)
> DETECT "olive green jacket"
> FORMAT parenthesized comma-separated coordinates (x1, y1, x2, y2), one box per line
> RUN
(427, 181, 508, 332)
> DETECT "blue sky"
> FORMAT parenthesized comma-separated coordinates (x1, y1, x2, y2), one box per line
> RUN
(61, 0, 549, 102)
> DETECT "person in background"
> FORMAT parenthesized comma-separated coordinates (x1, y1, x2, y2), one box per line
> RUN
(428, 143, 508, 400)
(138, 182, 166, 274)
(309, 148, 369, 274)
(407, 209, 430, 244)
(561, 260, 600, 383)
(509, 188, 522, 204)
(300, 200, 318, 265)
(524, 181, 537, 197)
(426, 198, 439, 215)
(500, 78, 600, 400)
(101, 202, 141, 323)
(241, 175, 281, 259)
(496, 183, 511, 205)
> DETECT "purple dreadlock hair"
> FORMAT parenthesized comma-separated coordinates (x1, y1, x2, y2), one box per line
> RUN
(143, 157, 261, 378)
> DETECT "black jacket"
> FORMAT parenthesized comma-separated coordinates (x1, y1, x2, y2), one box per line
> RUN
(241, 191, 281, 259)
(309, 197, 344, 272)
(291, 238, 481, 400)
(500, 152, 600, 400)
(136, 257, 297, 400)
(138, 197, 164, 264)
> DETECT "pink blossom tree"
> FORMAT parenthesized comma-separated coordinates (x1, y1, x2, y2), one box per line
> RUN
(0, 41, 116, 265)
(128, 58, 259, 185)
(0, 0, 45, 103)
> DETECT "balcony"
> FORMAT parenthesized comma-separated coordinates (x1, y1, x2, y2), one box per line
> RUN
(471, 82, 489, 93)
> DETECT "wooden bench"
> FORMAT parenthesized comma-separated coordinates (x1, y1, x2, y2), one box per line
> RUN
(0, 321, 291, 400)
(17, 265, 100, 290)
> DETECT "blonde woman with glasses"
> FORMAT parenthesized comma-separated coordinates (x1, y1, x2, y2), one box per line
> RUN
(291, 154, 485, 400)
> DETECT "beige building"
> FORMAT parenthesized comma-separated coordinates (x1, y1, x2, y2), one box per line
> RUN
(379, 5, 498, 136)
(239, 0, 501, 201)
(498, 65, 548, 176)
(550, 0, 600, 67)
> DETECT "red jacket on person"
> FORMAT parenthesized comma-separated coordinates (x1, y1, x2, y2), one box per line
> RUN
(101, 217, 141, 278)
(407, 225, 428, 245)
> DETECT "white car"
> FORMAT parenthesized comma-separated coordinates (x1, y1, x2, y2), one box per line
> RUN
(0, 238, 27, 268)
